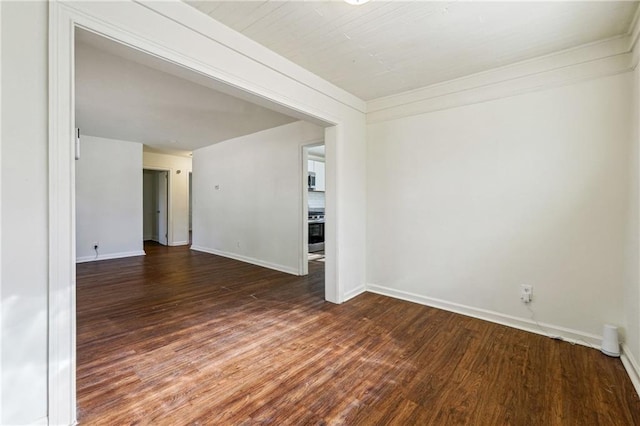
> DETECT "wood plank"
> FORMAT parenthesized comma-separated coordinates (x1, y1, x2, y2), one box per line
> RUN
(77, 242, 640, 424)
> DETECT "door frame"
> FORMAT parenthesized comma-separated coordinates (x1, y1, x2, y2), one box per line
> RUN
(143, 167, 171, 246)
(300, 140, 325, 276)
(48, 2, 360, 424)
(188, 171, 193, 244)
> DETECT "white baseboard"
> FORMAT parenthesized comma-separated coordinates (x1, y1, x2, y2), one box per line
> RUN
(344, 285, 366, 302)
(169, 241, 189, 246)
(621, 344, 640, 396)
(366, 283, 602, 349)
(190, 245, 299, 275)
(76, 250, 146, 263)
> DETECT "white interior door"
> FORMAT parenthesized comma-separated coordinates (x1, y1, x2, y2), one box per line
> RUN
(157, 170, 169, 245)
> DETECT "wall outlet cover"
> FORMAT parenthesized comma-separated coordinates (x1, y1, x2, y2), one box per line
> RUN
(521, 285, 533, 303)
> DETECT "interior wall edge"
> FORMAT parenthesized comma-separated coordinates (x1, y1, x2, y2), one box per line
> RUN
(621, 344, 640, 396)
(190, 245, 300, 276)
(366, 283, 603, 348)
(0, 0, 4, 422)
(343, 286, 366, 302)
(139, 1, 367, 114)
(367, 54, 631, 124)
(168, 241, 190, 247)
(630, 7, 640, 69)
(75, 250, 146, 264)
(627, 3, 640, 53)
(368, 34, 629, 113)
(25, 416, 47, 426)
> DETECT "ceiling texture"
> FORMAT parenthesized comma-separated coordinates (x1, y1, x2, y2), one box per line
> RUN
(188, 1, 639, 101)
(76, 2, 639, 154)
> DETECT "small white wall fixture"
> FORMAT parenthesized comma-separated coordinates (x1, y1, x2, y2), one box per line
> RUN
(49, 1, 366, 425)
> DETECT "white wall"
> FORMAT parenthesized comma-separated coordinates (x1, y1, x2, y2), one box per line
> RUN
(143, 151, 192, 246)
(1, 2, 48, 424)
(308, 191, 325, 210)
(192, 121, 323, 275)
(624, 64, 640, 377)
(4, 0, 639, 423)
(367, 73, 632, 342)
(76, 135, 144, 262)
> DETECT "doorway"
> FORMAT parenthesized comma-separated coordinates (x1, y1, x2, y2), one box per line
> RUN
(188, 171, 193, 245)
(49, 7, 350, 424)
(143, 169, 169, 246)
(303, 143, 326, 274)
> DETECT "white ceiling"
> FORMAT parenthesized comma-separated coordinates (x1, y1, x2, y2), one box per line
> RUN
(75, 29, 298, 155)
(188, 1, 638, 101)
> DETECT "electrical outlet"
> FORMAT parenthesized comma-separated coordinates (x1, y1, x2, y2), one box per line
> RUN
(521, 285, 533, 303)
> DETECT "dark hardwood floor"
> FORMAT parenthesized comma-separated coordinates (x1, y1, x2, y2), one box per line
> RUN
(77, 242, 640, 425)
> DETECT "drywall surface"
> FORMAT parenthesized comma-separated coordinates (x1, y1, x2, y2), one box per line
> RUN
(625, 65, 640, 367)
(192, 121, 323, 274)
(367, 73, 632, 339)
(0, 2, 48, 424)
(143, 151, 192, 245)
(76, 135, 144, 261)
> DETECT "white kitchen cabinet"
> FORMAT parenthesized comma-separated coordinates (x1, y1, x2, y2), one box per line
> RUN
(314, 161, 325, 192)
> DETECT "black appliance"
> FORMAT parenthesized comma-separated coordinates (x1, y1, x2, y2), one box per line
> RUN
(308, 172, 316, 190)
(308, 209, 324, 253)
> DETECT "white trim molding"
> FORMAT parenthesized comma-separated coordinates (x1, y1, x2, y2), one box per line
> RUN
(76, 250, 146, 263)
(621, 344, 640, 396)
(367, 35, 635, 123)
(630, 3, 640, 69)
(343, 286, 366, 302)
(49, 2, 366, 423)
(0, 0, 3, 421)
(618, 3, 640, 398)
(29, 416, 49, 426)
(48, 3, 77, 424)
(190, 245, 299, 276)
(137, 1, 366, 115)
(627, 2, 640, 54)
(366, 284, 602, 349)
(0, 0, 3, 420)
